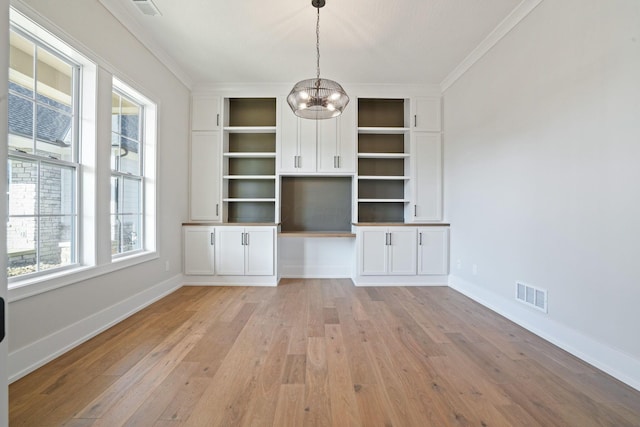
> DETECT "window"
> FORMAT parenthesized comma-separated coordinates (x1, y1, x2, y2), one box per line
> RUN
(111, 89, 143, 255)
(7, 8, 157, 293)
(7, 28, 79, 278)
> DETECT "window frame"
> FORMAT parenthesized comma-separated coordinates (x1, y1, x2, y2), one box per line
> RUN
(110, 87, 145, 258)
(6, 7, 159, 300)
(7, 25, 82, 282)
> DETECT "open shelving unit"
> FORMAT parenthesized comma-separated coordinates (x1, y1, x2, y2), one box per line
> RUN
(356, 98, 411, 223)
(223, 98, 277, 223)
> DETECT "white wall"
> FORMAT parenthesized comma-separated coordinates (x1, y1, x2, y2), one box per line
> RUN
(444, 0, 640, 388)
(7, 0, 189, 381)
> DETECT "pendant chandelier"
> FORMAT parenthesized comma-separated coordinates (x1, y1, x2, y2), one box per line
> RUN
(287, 0, 349, 120)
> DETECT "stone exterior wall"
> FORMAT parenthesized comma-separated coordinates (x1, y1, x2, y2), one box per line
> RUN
(7, 159, 73, 275)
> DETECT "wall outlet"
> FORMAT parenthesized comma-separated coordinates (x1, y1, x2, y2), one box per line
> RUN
(165, 261, 170, 272)
(472, 264, 478, 275)
(456, 259, 462, 270)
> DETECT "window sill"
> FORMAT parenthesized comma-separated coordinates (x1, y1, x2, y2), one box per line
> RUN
(8, 251, 159, 302)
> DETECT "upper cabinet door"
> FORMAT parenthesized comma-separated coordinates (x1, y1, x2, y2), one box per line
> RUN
(279, 102, 316, 174)
(190, 132, 221, 221)
(317, 106, 356, 173)
(297, 119, 317, 173)
(192, 95, 221, 131)
(412, 133, 442, 222)
(279, 104, 299, 173)
(412, 97, 441, 132)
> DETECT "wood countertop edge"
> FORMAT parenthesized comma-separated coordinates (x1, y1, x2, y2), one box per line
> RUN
(353, 222, 450, 227)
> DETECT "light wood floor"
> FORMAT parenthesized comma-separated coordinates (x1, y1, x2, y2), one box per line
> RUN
(9, 279, 640, 426)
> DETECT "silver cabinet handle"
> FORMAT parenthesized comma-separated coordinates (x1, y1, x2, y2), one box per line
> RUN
(388, 232, 392, 246)
(414, 114, 417, 127)
(414, 205, 417, 217)
(245, 232, 249, 246)
(211, 232, 214, 246)
(216, 203, 219, 217)
(241, 232, 245, 246)
(419, 232, 423, 246)
(216, 113, 220, 127)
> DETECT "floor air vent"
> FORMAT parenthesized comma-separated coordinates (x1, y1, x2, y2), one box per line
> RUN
(516, 282, 547, 313)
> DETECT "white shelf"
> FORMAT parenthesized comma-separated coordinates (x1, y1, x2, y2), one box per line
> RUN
(357, 127, 410, 134)
(223, 126, 277, 133)
(358, 175, 409, 180)
(357, 153, 410, 159)
(223, 175, 276, 180)
(224, 198, 276, 202)
(357, 198, 409, 203)
(223, 152, 276, 158)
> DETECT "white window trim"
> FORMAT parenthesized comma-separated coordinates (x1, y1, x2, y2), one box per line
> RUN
(7, 8, 159, 301)
(112, 77, 158, 259)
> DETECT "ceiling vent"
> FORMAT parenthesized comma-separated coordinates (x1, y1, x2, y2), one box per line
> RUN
(132, 0, 161, 16)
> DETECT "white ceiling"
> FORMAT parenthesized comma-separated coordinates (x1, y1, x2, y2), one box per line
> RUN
(100, 0, 525, 89)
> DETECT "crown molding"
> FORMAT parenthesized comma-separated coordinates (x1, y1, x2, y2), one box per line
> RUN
(440, 0, 544, 92)
(192, 82, 442, 97)
(97, 0, 193, 89)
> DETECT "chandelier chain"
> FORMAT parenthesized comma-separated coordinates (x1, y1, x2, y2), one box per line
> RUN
(316, 6, 320, 80)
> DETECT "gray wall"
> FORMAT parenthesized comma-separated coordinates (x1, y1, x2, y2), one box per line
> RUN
(444, 0, 640, 384)
(7, 0, 190, 379)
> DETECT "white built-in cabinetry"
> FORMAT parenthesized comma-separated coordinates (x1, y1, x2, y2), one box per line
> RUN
(411, 96, 442, 221)
(354, 224, 449, 285)
(279, 98, 356, 174)
(189, 96, 221, 221)
(216, 226, 275, 276)
(417, 226, 449, 275)
(183, 226, 215, 275)
(191, 95, 221, 131)
(358, 227, 417, 275)
(411, 97, 441, 132)
(185, 91, 447, 286)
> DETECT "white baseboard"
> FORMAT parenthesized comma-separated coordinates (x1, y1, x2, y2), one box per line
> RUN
(353, 275, 449, 287)
(8, 274, 183, 383)
(448, 275, 640, 392)
(279, 264, 352, 279)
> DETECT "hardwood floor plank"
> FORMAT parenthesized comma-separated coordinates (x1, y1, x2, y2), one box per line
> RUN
(303, 337, 332, 427)
(121, 362, 201, 426)
(9, 280, 640, 426)
(325, 324, 362, 427)
(272, 384, 306, 427)
(241, 326, 292, 427)
(282, 354, 306, 385)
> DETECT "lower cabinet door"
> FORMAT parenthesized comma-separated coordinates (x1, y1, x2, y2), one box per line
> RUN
(359, 228, 388, 276)
(387, 227, 417, 275)
(216, 227, 246, 275)
(245, 227, 275, 276)
(417, 227, 449, 275)
(184, 226, 215, 275)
